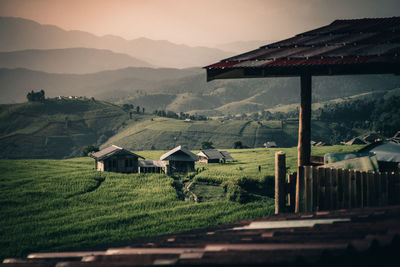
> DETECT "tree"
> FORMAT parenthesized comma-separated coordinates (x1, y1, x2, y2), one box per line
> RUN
(26, 89, 45, 102)
(201, 141, 214, 149)
(233, 141, 243, 149)
(82, 145, 99, 156)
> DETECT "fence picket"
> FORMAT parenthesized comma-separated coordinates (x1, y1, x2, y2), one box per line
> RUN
(331, 168, 338, 210)
(283, 166, 399, 214)
(355, 171, 362, 208)
(312, 166, 318, 211)
(318, 167, 326, 210)
(337, 168, 344, 209)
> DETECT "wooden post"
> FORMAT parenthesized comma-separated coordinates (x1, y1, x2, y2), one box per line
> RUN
(355, 171, 362, 208)
(331, 168, 339, 210)
(298, 74, 312, 167)
(318, 167, 326, 210)
(312, 166, 318, 211)
(275, 151, 286, 214)
(287, 173, 297, 212)
(337, 168, 344, 209)
(295, 166, 305, 213)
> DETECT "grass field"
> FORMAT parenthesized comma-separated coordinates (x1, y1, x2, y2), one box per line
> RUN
(0, 145, 365, 260)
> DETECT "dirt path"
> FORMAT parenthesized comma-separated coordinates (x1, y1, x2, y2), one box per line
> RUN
(186, 181, 198, 203)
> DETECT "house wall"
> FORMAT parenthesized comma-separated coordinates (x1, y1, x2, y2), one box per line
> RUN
(101, 155, 139, 173)
(170, 161, 195, 173)
(198, 157, 208, 164)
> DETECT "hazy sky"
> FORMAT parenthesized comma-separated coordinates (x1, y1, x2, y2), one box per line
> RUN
(0, 0, 399, 47)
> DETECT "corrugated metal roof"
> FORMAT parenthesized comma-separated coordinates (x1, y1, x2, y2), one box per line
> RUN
(205, 17, 400, 80)
(89, 145, 144, 160)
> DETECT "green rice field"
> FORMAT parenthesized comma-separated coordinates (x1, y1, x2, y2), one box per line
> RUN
(0, 145, 364, 260)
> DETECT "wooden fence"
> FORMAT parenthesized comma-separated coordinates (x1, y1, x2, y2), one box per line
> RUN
(274, 153, 400, 213)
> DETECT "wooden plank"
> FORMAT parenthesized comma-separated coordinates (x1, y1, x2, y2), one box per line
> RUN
(388, 172, 394, 205)
(312, 166, 318, 211)
(318, 167, 326, 211)
(303, 166, 308, 212)
(355, 171, 362, 208)
(337, 168, 344, 209)
(287, 173, 296, 212)
(297, 74, 312, 167)
(394, 172, 400, 204)
(375, 172, 382, 206)
(275, 152, 286, 214)
(367, 172, 374, 206)
(295, 166, 305, 213)
(350, 170, 356, 209)
(331, 168, 338, 210)
(361, 171, 368, 208)
(325, 168, 332, 210)
(381, 172, 388, 206)
(343, 169, 350, 209)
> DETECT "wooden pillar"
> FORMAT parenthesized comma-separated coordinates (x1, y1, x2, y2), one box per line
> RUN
(275, 152, 286, 214)
(298, 74, 312, 167)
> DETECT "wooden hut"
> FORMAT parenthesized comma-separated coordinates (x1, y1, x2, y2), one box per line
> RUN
(89, 145, 144, 173)
(197, 149, 233, 163)
(160, 146, 198, 173)
(138, 160, 167, 174)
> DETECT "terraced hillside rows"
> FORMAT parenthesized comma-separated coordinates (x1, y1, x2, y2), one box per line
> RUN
(0, 146, 366, 261)
(0, 99, 130, 158)
(103, 117, 299, 151)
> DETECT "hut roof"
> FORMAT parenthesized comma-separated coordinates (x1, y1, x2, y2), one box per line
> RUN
(344, 137, 367, 145)
(90, 145, 144, 161)
(138, 160, 167, 168)
(205, 17, 400, 81)
(360, 141, 400, 163)
(160, 146, 199, 161)
(197, 149, 233, 160)
(220, 151, 233, 160)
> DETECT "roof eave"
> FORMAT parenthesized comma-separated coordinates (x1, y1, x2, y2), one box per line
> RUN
(206, 62, 400, 81)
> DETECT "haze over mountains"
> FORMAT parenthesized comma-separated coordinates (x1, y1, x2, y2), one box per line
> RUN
(1, 16, 400, 116)
(0, 16, 235, 69)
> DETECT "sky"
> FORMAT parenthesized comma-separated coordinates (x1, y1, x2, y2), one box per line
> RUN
(0, 0, 399, 47)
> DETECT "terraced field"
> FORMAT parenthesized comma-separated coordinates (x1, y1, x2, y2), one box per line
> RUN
(0, 145, 366, 260)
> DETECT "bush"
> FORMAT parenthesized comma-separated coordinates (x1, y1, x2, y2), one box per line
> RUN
(82, 145, 99, 156)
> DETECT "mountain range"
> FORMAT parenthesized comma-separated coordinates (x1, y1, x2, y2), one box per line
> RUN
(1, 16, 400, 116)
(0, 16, 234, 69)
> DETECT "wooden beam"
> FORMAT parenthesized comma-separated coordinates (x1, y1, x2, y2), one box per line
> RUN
(298, 74, 312, 167)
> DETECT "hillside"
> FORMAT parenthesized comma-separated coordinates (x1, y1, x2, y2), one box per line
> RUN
(0, 17, 233, 68)
(0, 48, 152, 74)
(2, 66, 400, 116)
(0, 99, 130, 158)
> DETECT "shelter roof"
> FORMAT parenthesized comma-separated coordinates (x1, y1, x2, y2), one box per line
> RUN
(19, 205, 400, 266)
(89, 145, 144, 160)
(205, 17, 400, 81)
(197, 149, 233, 160)
(360, 141, 400, 162)
(160, 145, 199, 161)
(138, 160, 167, 168)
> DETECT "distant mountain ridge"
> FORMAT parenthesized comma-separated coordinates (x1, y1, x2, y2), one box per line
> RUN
(0, 48, 153, 74)
(1, 67, 400, 116)
(0, 16, 234, 68)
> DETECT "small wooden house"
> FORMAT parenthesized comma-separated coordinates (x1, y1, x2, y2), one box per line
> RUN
(197, 149, 233, 163)
(138, 160, 167, 174)
(264, 141, 277, 148)
(89, 145, 144, 173)
(160, 146, 198, 173)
